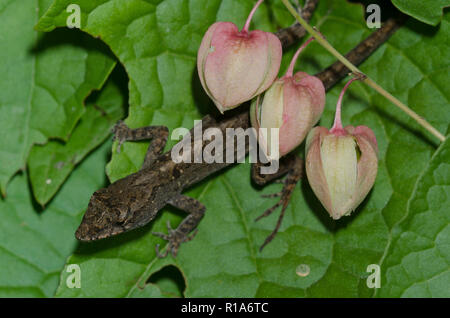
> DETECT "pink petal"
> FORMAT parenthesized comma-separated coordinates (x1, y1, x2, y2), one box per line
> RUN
(305, 127, 337, 218)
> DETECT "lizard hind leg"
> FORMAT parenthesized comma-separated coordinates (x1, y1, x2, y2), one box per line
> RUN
(252, 154, 304, 251)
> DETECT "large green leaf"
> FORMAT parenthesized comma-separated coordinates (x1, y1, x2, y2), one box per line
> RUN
(377, 136, 450, 297)
(391, 0, 449, 26)
(36, 0, 449, 297)
(0, 0, 116, 195)
(37, 0, 288, 181)
(28, 68, 126, 206)
(0, 139, 111, 297)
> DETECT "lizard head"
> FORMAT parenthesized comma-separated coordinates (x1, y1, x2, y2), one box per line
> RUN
(75, 186, 132, 241)
(74, 171, 157, 242)
(75, 167, 173, 242)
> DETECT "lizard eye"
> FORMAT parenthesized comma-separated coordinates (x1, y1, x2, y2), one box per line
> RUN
(116, 207, 129, 223)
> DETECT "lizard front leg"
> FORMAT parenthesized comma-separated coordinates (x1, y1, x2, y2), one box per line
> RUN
(112, 121, 169, 169)
(152, 195, 205, 258)
(251, 154, 304, 251)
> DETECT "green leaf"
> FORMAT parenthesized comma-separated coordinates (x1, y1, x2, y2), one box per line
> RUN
(37, 0, 449, 297)
(0, 140, 111, 297)
(377, 136, 450, 297)
(36, 0, 295, 182)
(391, 0, 449, 26)
(28, 69, 126, 205)
(0, 0, 116, 195)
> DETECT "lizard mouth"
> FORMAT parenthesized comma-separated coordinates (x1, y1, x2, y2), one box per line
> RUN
(74, 221, 109, 242)
(75, 223, 93, 241)
(75, 221, 125, 242)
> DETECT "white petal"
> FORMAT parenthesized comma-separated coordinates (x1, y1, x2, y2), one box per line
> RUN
(259, 81, 284, 158)
(320, 135, 357, 218)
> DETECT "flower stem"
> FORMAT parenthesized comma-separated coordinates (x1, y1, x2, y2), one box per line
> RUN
(280, 0, 445, 142)
(285, 37, 315, 77)
(243, 0, 264, 33)
(331, 77, 359, 135)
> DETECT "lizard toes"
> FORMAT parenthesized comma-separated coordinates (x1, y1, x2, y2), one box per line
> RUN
(153, 231, 184, 258)
(166, 220, 175, 234)
(112, 121, 131, 153)
(152, 231, 170, 241)
(255, 201, 282, 222)
(155, 243, 169, 258)
(182, 229, 198, 243)
(169, 242, 180, 257)
(112, 120, 128, 138)
(261, 192, 282, 199)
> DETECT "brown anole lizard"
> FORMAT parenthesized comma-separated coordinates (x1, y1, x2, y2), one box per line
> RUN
(75, 3, 403, 257)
